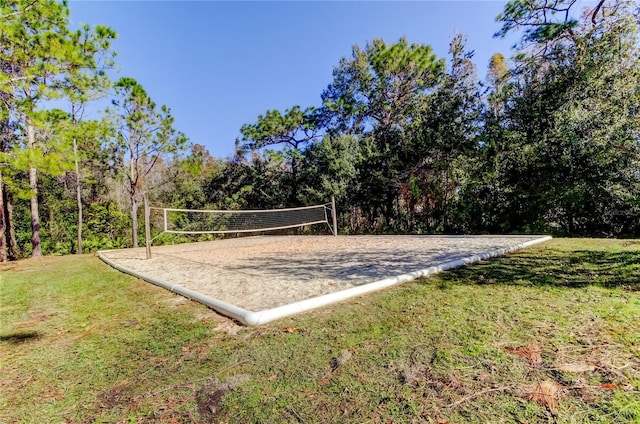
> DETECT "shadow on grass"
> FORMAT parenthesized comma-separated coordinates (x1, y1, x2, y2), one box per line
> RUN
(435, 248, 640, 291)
(0, 330, 43, 344)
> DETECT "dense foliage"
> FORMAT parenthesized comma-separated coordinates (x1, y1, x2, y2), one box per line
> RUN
(1, 0, 639, 260)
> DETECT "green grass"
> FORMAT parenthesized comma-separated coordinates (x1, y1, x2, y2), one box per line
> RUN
(1, 238, 639, 423)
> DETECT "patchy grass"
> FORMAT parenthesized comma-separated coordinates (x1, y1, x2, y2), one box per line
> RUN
(1, 238, 638, 423)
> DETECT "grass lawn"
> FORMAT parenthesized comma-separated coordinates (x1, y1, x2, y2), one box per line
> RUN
(1, 238, 639, 423)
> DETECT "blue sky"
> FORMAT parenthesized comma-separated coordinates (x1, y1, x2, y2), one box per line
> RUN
(68, 1, 517, 159)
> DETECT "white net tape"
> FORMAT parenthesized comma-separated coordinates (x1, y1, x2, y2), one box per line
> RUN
(152, 203, 333, 235)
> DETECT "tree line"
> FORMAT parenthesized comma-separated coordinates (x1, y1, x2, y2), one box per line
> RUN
(1, 0, 639, 261)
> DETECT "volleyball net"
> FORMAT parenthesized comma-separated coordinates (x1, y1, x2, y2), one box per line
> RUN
(143, 199, 338, 258)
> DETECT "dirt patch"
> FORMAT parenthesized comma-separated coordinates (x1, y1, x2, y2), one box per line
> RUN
(0, 330, 43, 344)
(214, 320, 243, 335)
(97, 380, 134, 409)
(195, 382, 226, 420)
(195, 375, 250, 421)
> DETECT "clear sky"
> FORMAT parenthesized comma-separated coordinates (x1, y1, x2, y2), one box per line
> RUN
(68, 1, 517, 159)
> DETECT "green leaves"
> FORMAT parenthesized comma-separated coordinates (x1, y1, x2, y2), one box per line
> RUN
(1, 0, 117, 256)
(495, 0, 580, 50)
(480, 0, 640, 235)
(0, 0, 111, 109)
(109, 77, 188, 189)
(368, 38, 443, 83)
(239, 105, 320, 152)
(107, 77, 189, 246)
(237, 105, 321, 205)
(322, 37, 445, 131)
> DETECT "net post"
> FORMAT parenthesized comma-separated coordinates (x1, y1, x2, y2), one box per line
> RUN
(163, 208, 168, 235)
(331, 196, 338, 237)
(144, 194, 152, 259)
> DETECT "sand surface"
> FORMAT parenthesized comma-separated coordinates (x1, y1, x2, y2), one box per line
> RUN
(100, 235, 546, 311)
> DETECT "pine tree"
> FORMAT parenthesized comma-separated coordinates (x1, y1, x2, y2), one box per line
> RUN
(0, 0, 114, 256)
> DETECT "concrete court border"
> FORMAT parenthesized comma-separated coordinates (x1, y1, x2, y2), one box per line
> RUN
(98, 235, 552, 326)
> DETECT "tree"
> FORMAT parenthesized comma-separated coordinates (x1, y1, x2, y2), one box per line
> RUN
(238, 106, 321, 205)
(0, 0, 113, 257)
(155, 143, 223, 211)
(407, 34, 482, 233)
(108, 77, 188, 247)
(491, 0, 640, 234)
(61, 24, 116, 254)
(495, 0, 580, 55)
(203, 152, 287, 212)
(299, 134, 358, 205)
(298, 134, 358, 231)
(322, 37, 445, 133)
(0, 99, 17, 261)
(464, 53, 514, 233)
(486, 53, 510, 116)
(320, 38, 446, 231)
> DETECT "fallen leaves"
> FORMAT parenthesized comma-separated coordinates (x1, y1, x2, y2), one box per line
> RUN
(505, 342, 542, 366)
(526, 380, 561, 414)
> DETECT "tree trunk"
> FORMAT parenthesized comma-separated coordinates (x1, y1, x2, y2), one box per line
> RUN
(129, 143, 139, 247)
(291, 153, 298, 206)
(29, 166, 42, 256)
(73, 137, 83, 254)
(0, 82, 10, 261)
(441, 170, 449, 232)
(131, 193, 138, 248)
(26, 116, 42, 257)
(3, 182, 18, 260)
(0, 171, 7, 262)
